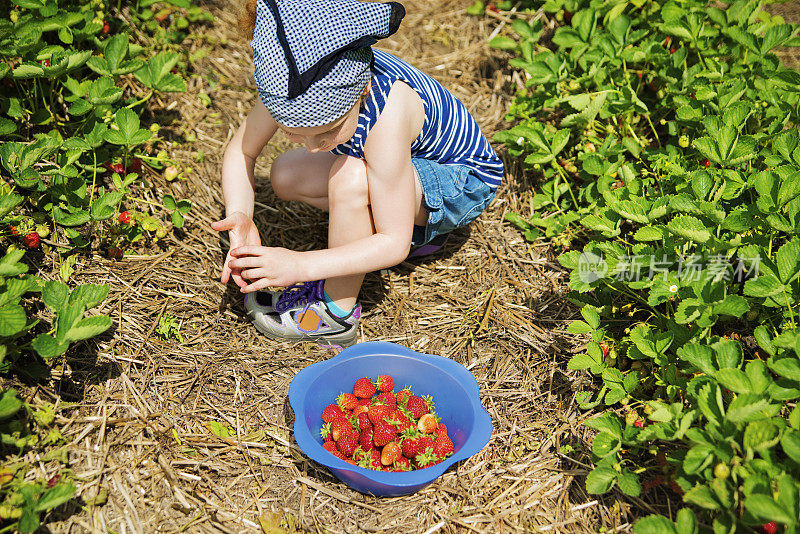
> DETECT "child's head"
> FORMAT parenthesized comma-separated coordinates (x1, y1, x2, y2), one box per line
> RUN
(249, 0, 404, 129)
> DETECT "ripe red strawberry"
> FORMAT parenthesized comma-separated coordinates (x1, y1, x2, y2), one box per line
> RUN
(330, 419, 352, 441)
(374, 391, 396, 408)
(396, 387, 412, 406)
(663, 36, 671, 48)
(118, 211, 131, 224)
(337, 392, 359, 411)
(373, 421, 397, 447)
(387, 410, 414, 433)
(760, 522, 778, 534)
(359, 427, 374, 451)
(358, 448, 382, 470)
(381, 442, 402, 466)
(47, 474, 60, 488)
(112, 163, 125, 174)
(634, 420, 645, 428)
(352, 404, 369, 418)
(432, 433, 454, 459)
(701, 158, 711, 167)
(415, 450, 439, 469)
(336, 432, 359, 457)
(353, 377, 375, 399)
(393, 455, 411, 471)
(128, 157, 142, 173)
(670, 47, 677, 54)
(322, 404, 346, 423)
(405, 395, 429, 419)
(401, 432, 434, 459)
(436, 423, 448, 437)
(39, 59, 50, 67)
(357, 412, 372, 431)
(417, 413, 438, 434)
(322, 441, 337, 452)
(331, 450, 349, 461)
(367, 404, 393, 425)
(320, 422, 332, 441)
(102, 20, 110, 34)
(376, 375, 394, 392)
(357, 398, 371, 407)
(7, 225, 18, 236)
(23, 232, 39, 248)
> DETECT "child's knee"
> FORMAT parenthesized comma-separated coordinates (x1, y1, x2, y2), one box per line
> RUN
(328, 157, 368, 206)
(270, 152, 300, 200)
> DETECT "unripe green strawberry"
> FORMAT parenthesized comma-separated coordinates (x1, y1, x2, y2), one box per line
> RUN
(678, 135, 689, 148)
(714, 462, 730, 479)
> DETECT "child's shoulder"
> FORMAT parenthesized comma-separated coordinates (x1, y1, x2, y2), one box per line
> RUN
(366, 79, 425, 149)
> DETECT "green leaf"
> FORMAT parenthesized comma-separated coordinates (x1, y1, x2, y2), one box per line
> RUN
(743, 420, 779, 452)
(17, 508, 38, 533)
(684, 484, 720, 510)
(53, 207, 91, 227)
(633, 226, 665, 241)
(713, 295, 749, 317)
(744, 275, 784, 298)
(586, 467, 617, 494)
(31, 334, 69, 359)
(781, 429, 800, 463)
(745, 494, 795, 524)
(91, 191, 124, 220)
(581, 307, 600, 329)
(770, 358, 800, 382)
(0, 303, 27, 336)
(667, 215, 711, 244)
(0, 390, 23, 420)
(633, 515, 678, 534)
(488, 35, 518, 50)
(674, 509, 698, 534)
(776, 238, 800, 283)
(726, 394, 777, 423)
(41, 280, 69, 311)
(0, 249, 27, 277)
(616, 469, 641, 497)
(592, 432, 620, 456)
(34, 483, 76, 512)
(65, 316, 112, 342)
(715, 368, 751, 393)
(68, 284, 110, 309)
(567, 321, 593, 334)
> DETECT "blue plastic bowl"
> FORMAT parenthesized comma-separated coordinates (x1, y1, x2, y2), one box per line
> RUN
(288, 341, 493, 497)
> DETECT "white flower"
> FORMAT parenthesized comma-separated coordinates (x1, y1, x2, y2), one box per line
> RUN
(669, 284, 678, 293)
(517, 136, 525, 145)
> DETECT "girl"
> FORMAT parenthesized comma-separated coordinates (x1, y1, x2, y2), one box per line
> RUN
(211, 0, 504, 348)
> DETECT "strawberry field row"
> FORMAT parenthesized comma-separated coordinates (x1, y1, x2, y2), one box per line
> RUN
(0, 0, 211, 530)
(481, 0, 800, 531)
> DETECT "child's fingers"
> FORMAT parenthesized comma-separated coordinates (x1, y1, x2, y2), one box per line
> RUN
(230, 245, 265, 257)
(210, 217, 236, 231)
(240, 277, 274, 293)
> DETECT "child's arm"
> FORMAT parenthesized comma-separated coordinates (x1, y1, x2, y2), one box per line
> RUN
(230, 82, 425, 291)
(211, 99, 279, 287)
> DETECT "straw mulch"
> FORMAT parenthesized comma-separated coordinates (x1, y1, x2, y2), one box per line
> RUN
(13, 0, 689, 532)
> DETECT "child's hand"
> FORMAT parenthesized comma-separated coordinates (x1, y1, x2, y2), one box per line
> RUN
(228, 246, 302, 292)
(210, 212, 262, 288)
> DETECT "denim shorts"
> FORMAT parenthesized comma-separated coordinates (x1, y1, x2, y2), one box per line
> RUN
(410, 158, 497, 246)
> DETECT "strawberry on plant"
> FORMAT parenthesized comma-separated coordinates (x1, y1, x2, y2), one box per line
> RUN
(760, 522, 778, 534)
(112, 163, 125, 174)
(7, 225, 17, 236)
(376, 374, 394, 392)
(353, 377, 376, 399)
(23, 232, 39, 248)
(701, 158, 711, 167)
(128, 157, 142, 173)
(102, 20, 110, 34)
(164, 165, 179, 181)
(663, 36, 671, 48)
(118, 211, 132, 224)
(322, 403, 346, 423)
(634, 420, 644, 428)
(47, 474, 60, 488)
(39, 59, 50, 67)
(678, 135, 690, 148)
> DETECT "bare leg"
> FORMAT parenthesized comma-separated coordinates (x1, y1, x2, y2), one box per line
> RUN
(270, 149, 427, 312)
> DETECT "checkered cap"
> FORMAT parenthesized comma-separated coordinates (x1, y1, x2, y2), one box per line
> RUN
(252, 0, 405, 128)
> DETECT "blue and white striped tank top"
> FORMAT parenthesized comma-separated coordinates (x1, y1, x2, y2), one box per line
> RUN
(330, 49, 504, 188)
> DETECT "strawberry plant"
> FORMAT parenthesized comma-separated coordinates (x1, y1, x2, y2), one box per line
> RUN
(486, 0, 800, 529)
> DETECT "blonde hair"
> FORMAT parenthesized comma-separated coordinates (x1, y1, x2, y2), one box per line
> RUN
(238, 0, 257, 40)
